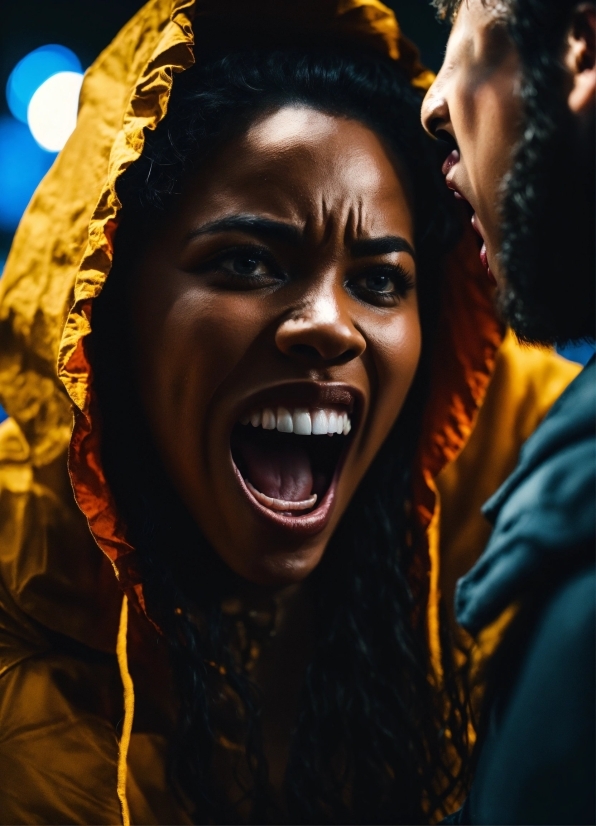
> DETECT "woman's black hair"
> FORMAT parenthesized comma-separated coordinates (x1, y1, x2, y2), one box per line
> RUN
(92, 47, 469, 824)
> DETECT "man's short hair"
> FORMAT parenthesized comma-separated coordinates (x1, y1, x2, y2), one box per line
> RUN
(431, 0, 464, 21)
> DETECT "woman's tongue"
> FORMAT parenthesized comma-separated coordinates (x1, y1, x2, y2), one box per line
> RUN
(239, 439, 313, 502)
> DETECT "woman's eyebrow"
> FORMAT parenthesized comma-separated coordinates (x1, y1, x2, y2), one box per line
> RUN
(350, 236, 416, 260)
(186, 217, 416, 261)
(186, 215, 302, 244)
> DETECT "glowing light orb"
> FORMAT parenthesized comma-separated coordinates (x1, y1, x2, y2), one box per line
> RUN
(6, 45, 81, 123)
(0, 116, 54, 232)
(27, 71, 84, 152)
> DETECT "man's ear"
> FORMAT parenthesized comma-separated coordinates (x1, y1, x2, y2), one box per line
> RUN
(566, 2, 596, 114)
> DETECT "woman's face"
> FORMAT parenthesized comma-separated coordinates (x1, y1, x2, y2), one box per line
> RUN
(132, 105, 421, 586)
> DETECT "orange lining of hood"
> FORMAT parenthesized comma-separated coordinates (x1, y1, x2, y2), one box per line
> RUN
(0, 0, 502, 672)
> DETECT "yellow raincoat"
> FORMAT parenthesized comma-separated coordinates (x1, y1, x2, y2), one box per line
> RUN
(0, 1, 579, 822)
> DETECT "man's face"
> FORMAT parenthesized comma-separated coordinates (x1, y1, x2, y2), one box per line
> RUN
(424, 0, 595, 344)
(421, 0, 522, 285)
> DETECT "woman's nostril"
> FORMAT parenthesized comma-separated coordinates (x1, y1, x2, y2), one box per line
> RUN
(289, 343, 320, 359)
(287, 343, 357, 365)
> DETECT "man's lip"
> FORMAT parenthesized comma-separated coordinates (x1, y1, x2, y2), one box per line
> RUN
(440, 160, 495, 286)
(445, 173, 468, 203)
(441, 151, 472, 205)
(235, 381, 363, 425)
(479, 243, 497, 286)
(472, 215, 497, 286)
(441, 149, 460, 176)
(471, 212, 484, 239)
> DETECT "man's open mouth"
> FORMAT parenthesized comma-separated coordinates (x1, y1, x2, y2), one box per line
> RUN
(443, 167, 497, 287)
(230, 384, 358, 534)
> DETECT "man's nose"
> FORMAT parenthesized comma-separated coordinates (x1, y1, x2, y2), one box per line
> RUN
(275, 284, 366, 365)
(421, 79, 452, 140)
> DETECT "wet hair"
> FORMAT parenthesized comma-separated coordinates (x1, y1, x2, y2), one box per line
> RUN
(92, 47, 469, 823)
(433, 0, 595, 344)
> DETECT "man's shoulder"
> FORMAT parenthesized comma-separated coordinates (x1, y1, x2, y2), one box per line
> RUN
(533, 564, 595, 666)
(470, 565, 595, 826)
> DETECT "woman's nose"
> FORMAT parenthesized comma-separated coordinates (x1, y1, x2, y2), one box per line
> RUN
(275, 287, 366, 365)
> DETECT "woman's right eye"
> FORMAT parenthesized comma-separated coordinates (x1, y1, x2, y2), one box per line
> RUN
(220, 254, 272, 278)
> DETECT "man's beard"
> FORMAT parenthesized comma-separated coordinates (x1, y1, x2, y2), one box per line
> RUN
(497, 82, 595, 346)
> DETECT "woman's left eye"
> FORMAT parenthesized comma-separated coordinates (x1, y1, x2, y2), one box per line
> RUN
(351, 265, 415, 304)
(362, 272, 394, 293)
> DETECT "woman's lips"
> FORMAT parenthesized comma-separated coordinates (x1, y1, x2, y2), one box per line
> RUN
(236, 381, 359, 422)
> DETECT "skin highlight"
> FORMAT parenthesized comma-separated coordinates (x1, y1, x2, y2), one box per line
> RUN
(132, 106, 421, 587)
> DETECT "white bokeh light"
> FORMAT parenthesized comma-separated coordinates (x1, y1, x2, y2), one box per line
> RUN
(27, 71, 84, 152)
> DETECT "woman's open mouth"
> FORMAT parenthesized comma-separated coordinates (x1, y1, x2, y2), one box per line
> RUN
(230, 383, 358, 536)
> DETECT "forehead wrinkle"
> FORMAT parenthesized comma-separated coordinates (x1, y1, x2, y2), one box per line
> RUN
(204, 108, 412, 254)
(302, 194, 372, 253)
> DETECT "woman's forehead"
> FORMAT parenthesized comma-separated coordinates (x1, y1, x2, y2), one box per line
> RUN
(177, 106, 414, 243)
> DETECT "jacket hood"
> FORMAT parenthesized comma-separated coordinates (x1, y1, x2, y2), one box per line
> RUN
(455, 356, 596, 635)
(0, 0, 501, 657)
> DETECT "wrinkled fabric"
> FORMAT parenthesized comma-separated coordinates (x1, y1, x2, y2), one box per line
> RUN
(0, 0, 582, 822)
(456, 357, 596, 635)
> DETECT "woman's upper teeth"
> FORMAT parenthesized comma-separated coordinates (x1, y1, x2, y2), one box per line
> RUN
(240, 406, 351, 436)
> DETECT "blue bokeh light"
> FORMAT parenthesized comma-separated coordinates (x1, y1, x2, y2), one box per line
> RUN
(6, 45, 82, 124)
(0, 116, 55, 232)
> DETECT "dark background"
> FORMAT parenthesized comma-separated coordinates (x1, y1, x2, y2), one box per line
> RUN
(0, 0, 448, 264)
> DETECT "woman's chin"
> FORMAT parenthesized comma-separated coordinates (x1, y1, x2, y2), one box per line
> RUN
(215, 540, 327, 589)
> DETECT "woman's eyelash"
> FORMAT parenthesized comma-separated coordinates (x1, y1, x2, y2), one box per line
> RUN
(389, 267, 415, 294)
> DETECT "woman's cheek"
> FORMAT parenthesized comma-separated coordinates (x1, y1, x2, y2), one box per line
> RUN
(368, 302, 421, 432)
